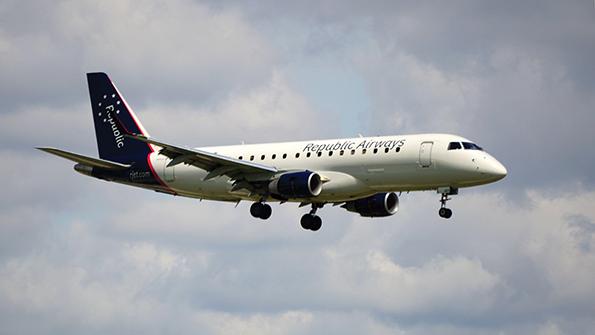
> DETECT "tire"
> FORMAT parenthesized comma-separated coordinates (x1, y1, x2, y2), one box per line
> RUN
(438, 207, 447, 218)
(260, 204, 272, 220)
(300, 214, 312, 230)
(444, 208, 453, 219)
(310, 215, 322, 231)
(250, 203, 262, 218)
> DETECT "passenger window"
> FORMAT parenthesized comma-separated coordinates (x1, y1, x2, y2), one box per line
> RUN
(250, 155, 254, 161)
(317, 152, 322, 157)
(351, 149, 356, 155)
(396, 147, 401, 153)
(362, 149, 367, 154)
(272, 154, 276, 159)
(261, 155, 265, 160)
(238, 156, 243, 160)
(373, 148, 378, 154)
(295, 153, 300, 158)
(384, 148, 389, 153)
(306, 152, 311, 158)
(339, 150, 344, 156)
(329, 151, 333, 156)
(283, 153, 287, 159)
(448, 142, 462, 150)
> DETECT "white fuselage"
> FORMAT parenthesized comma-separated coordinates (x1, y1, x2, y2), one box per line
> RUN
(150, 133, 507, 203)
(40, 72, 509, 228)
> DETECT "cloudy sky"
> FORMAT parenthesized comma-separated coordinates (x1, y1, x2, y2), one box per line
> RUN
(2, 0, 595, 334)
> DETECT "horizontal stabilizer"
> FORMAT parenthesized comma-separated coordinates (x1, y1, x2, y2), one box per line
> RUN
(36, 147, 130, 170)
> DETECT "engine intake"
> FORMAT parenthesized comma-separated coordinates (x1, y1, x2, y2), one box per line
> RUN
(342, 192, 399, 217)
(269, 171, 322, 199)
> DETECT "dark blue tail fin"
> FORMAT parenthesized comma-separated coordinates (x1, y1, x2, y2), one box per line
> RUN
(87, 72, 152, 164)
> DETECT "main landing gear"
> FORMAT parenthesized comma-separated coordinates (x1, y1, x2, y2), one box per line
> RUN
(301, 204, 323, 231)
(438, 187, 458, 219)
(250, 202, 272, 220)
(250, 201, 323, 231)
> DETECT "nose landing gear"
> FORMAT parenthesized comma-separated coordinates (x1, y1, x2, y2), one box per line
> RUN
(437, 187, 457, 219)
(438, 206, 452, 219)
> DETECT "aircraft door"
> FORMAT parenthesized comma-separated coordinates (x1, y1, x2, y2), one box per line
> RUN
(419, 141, 433, 167)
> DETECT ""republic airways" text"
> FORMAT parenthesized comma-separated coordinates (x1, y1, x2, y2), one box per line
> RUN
(303, 139, 406, 153)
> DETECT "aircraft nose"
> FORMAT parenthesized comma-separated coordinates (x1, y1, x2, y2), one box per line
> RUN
(483, 159, 507, 181)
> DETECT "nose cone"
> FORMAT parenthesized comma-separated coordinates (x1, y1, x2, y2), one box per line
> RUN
(483, 159, 508, 181)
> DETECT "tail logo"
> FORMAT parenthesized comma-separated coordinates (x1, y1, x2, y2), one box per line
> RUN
(97, 94, 125, 148)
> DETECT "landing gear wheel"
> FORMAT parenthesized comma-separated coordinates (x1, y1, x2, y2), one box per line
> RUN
(438, 207, 453, 219)
(300, 214, 322, 231)
(300, 214, 311, 230)
(310, 215, 322, 231)
(260, 204, 272, 220)
(300, 203, 324, 231)
(250, 202, 262, 218)
(250, 202, 272, 220)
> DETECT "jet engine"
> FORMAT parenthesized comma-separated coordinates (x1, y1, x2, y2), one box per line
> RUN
(269, 171, 323, 199)
(342, 192, 399, 217)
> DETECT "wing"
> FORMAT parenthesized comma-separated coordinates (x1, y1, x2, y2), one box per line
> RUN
(37, 147, 130, 170)
(126, 134, 278, 187)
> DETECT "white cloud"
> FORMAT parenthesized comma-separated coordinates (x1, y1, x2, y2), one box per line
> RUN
(325, 249, 501, 315)
(197, 310, 313, 335)
(139, 70, 321, 146)
(0, 0, 276, 108)
(3, 186, 595, 333)
(352, 49, 472, 134)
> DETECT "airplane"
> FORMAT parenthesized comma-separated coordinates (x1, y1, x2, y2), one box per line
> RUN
(38, 72, 507, 231)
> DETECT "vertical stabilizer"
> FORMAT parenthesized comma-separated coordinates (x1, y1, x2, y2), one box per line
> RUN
(87, 72, 152, 164)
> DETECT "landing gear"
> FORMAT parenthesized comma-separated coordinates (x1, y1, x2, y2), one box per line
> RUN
(438, 207, 453, 219)
(438, 187, 457, 219)
(301, 214, 322, 231)
(250, 202, 272, 220)
(300, 203, 323, 231)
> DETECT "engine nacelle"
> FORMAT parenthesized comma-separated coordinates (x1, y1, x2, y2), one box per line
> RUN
(342, 192, 399, 217)
(269, 171, 323, 199)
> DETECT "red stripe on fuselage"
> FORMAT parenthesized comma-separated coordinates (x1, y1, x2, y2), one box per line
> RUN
(146, 152, 177, 195)
(106, 76, 172, 193)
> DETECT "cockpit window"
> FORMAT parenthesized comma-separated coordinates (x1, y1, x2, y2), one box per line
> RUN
(462, 142, 483, 151)
(448, 142, 462, 150)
